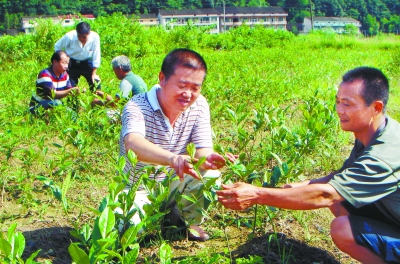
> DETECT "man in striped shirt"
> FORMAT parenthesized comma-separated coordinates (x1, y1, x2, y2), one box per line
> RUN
(29, 50, 80, 113)
(120, 48, 233, 241)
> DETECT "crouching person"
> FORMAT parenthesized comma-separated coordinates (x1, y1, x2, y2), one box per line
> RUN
(29, 50, 80, 114)
(119, 48, 231, 242)
(217, 67, 400, 263)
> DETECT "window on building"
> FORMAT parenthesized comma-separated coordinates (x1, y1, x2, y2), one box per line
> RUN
(242, 17, 248, 22)
(150, 20, 153, 22)
(200, 17, 210, 23)
(271, 18, 275, 22)
(165, 18, 171, 22)
(233, 18, 239, 22)
(225, 18, 231, 22)
(278, 17, 283, 22)
(139, 20, 143, 22)
(251, 17, 258, 23)
(211, 17, 217, 22)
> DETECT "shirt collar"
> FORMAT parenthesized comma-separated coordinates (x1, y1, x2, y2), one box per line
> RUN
(73, 31, 93, 43)
(48, 66, 65, 80)
(147, 84, 162, 111)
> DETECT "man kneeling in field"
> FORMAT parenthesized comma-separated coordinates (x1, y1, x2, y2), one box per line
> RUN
(217, 67, 400, 263)
(120, 48, 234, 241)
(29, 50, 80, 114)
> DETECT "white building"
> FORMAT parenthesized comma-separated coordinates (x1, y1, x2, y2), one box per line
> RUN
(157, 6, 288, 33)
(158, 8, 221, 34)
(21, 14, 95, 34)
(136, 13, 159, 27)
(303, 17, 361, 34)
(215, 6, 288, 32)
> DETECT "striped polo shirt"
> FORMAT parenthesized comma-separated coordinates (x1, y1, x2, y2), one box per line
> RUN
(36, 67, 72, 99)
(119, 84, 213, 184)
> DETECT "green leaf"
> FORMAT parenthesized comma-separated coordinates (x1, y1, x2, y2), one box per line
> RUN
(61, 171, 72, 212)
(51, 185, 62, 202)
(35, 176, 53, 185)
(159, 243, 172, 264)
(52, 143, 63, 148)
(81, 224, 92, 243)
(181, 194, 197, 204)
(186, 143, 196, 159)
(25, 249, 41, 264)
(7, 223, 17, 242)
(98, 208, 115, 238)
(13, 232, 25, 258)
(127, 150, 138, 166)
(121, 223, 144, 250)
(103, 249, 123, 261)
(227, 108, 236, 122)
(68, 243, 89, 264)
(282, 162, 289, 176)
(270, 166, 281, 187)
(98, 197, 109, 213)
(193, 156, 206, 171)
(87, 206, 101, 216)
(117, 156, 126, 171)
(123, 244, 139, 264)
(270, 152, 282, 166)
(0, 239, 12, 258)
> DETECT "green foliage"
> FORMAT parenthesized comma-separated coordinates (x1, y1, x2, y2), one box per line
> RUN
(365, 14, 380, 35)
(0, 223, 40, 264)
(344, 24, 359, 35)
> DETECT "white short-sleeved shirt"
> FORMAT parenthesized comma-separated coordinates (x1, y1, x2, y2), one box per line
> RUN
(54, 30, 101, 68)
(119, 84, 213, 183)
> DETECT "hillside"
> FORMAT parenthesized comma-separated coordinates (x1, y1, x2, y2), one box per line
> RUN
(0, 0, 399, 33)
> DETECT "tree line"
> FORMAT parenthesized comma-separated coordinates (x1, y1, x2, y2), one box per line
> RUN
(1, 0, 399, 34)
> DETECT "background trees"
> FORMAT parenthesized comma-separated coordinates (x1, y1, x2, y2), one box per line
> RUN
(0, 0, 399, 34)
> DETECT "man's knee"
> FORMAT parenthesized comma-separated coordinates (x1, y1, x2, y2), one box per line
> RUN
(330, 216, 354, 250)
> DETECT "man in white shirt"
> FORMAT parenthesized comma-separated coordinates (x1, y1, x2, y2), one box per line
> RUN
(55, 21, 101, 92)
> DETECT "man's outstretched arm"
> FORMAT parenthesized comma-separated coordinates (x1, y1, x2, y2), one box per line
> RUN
(217, 182, 344, 211)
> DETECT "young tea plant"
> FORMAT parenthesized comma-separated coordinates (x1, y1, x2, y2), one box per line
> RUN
(0, 223, 41, 264)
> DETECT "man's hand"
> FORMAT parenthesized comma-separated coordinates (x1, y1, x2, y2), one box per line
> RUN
(70, 87, 80, 95)
(200, 153, 227, 170)
(92, 73, 100, 83)
(225, 153, 238, 163)
(216, 182, 259, 210)
(95, 90, 105, 97)
(201, 152, 239, 171)
(168, 155, 199, 181)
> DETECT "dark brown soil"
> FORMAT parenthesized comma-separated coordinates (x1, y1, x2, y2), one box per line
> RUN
(14, 208, 356, 263)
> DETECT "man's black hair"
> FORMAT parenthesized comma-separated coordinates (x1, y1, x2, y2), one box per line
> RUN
(51, 50, 69, 64)
(76, 22, 91, 35)
(342, 66, 389, 111)
(161, 48, 207, 81)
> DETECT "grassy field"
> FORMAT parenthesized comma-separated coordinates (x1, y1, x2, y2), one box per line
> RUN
(0, 15, 399, 263)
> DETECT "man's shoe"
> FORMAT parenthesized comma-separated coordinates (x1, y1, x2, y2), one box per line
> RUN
(188, 225, 209, 242)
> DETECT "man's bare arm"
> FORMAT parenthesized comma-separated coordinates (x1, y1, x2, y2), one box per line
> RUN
(217, 182, 345, 210)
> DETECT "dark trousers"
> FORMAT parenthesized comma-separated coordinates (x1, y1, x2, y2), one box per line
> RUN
(68, 58, 101, 92)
